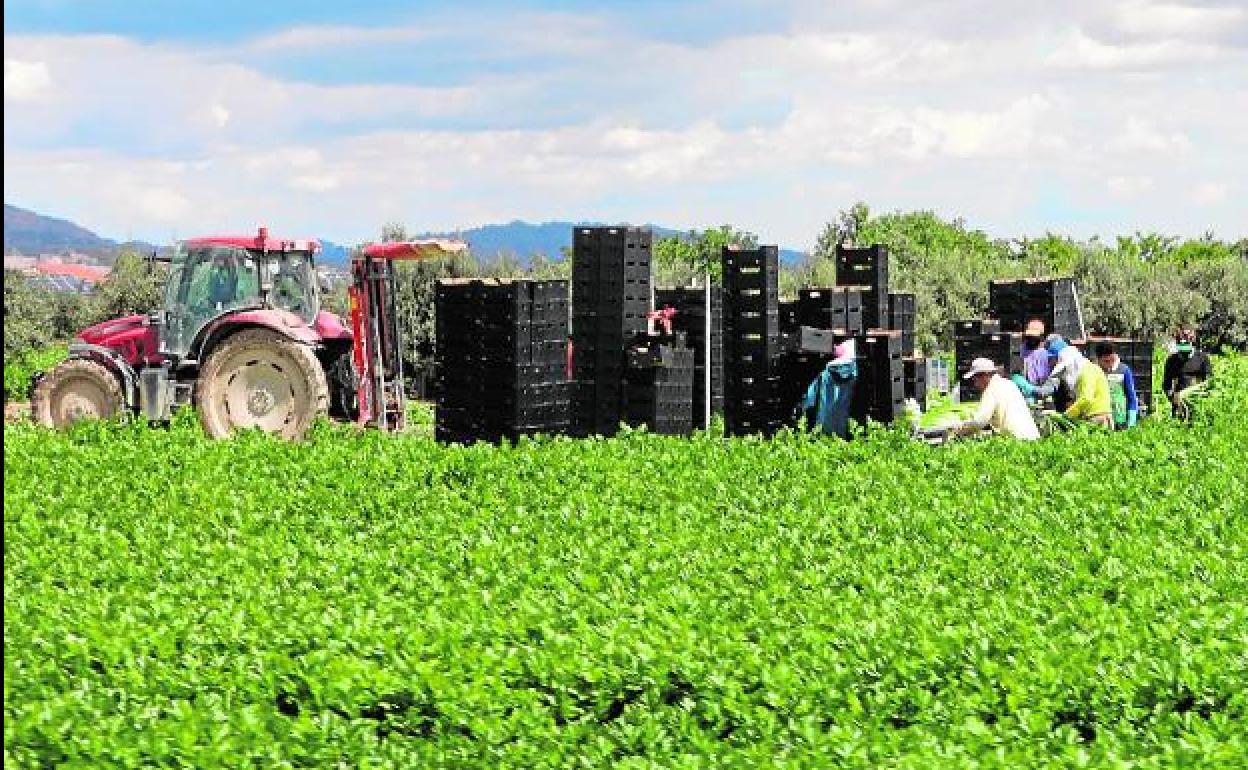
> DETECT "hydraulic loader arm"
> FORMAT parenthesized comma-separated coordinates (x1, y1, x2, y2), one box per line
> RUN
(350, 240, 468, 430)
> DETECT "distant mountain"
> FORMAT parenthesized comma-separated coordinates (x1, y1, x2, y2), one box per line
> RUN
(5, 204, 113, 254)
(4, 204, 159, 263)
(405, 220, 806, 267)
(3, 206, 806, 268)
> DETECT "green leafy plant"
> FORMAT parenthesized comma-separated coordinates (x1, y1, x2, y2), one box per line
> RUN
(4, 357, 1246, 767)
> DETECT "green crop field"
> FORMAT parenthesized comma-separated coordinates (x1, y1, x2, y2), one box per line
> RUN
(4, 359, 1247, 768)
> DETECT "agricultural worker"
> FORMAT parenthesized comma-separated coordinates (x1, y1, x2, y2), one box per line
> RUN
(952, 357, 1041, 441)
(1053, 345, 1112, 428)
(1021, 319, 1054, 385)
(800, 340, 858, 439)
(1163, 327, 1213, 419)
(1038, 334, 1085, 411)
(1095, 341, 1140, 429)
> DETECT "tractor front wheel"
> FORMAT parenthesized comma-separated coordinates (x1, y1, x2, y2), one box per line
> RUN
(32, 358, 125, 429)
(196, 330, 328, 440)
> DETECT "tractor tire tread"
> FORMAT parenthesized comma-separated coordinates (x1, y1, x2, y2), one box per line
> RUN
(31, 357, 125, 429)
(195, 329, 329, 440)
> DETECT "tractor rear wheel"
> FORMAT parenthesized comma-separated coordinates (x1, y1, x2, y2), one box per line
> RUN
(32, 358, 125, 429)
(196, 329, 328, 440)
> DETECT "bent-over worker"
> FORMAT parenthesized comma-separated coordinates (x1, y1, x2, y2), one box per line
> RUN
(952, 357, 1041, 441)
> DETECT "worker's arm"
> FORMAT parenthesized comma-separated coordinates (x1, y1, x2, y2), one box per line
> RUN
(1065, 369, 1093, 419)
(1123, 366, 1140, 426)
(953, 386, 997, 436)
(1162, 355, 1180, 398)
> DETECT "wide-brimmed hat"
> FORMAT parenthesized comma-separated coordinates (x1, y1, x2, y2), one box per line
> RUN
(962, 357, 998, 379)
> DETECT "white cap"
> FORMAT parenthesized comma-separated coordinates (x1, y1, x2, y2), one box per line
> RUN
(962, 357, 998, 379)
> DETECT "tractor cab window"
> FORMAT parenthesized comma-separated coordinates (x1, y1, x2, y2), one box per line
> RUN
(163, 246, 261, 355)
(269, 252, 318, 323)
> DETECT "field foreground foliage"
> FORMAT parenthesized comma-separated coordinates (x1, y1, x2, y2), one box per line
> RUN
(4, 360, 1247, 768)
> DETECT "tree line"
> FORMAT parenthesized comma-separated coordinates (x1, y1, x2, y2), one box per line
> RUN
(5, 205, 1245, 380)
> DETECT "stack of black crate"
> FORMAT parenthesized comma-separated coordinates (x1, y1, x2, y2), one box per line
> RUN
(779, 300, 800, 334)
(836, 245, 890, 331)
(903, 357, 928, 407)
(654, 287, 723, 429)
(623, 334, 695, 435)
(571, 226, 652, 436)
(1083, 336, 1156, 415)
(988, 278, 1081, 339)
(852, 330, 905, 423)
(722, 245, 784, 436)
(889, 291, 924, 406)
(951, 319, 1001, 401)
(887, 293, 917, 356)
(434, 279, 570, 443)
(797, 287, 863, 335)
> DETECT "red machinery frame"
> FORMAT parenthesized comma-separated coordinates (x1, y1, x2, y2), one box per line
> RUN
(349, 239, 466, 430)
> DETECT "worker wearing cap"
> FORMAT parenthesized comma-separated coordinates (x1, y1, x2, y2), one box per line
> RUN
(953, 357, 1041, 440)
(1051, 342, 1112, 427)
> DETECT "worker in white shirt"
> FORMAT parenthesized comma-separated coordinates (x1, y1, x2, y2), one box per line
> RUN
(952, 357, 1042, 441)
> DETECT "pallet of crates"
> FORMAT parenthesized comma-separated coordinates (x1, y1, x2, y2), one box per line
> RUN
(722, 245, 784, 436)
(655, 286, 724, 429)
(571, 226, 652, 436)
(988, 277, 1081, 339)
(950, 319, 1001, 401)
(852, 329, 905, 425)
(624, 334, 695, 436)
(435, 279, 571, 443)
(836, 244, 890, 330)
(887, 292, 917, 357)
(902, 356, 928, 408)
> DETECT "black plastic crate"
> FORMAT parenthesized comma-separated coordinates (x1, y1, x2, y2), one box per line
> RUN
(952, 319, 1001, 339)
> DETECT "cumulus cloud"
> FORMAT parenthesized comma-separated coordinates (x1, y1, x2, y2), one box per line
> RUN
(4, 58, 51, 100)
(2, 1, 1245, 243)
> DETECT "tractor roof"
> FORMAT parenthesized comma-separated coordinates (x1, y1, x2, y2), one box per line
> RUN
(183, 227, 320, 253)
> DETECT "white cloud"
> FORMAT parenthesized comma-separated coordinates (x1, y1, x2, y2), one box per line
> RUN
(1046, 30, 1223, 69)
(1109, 1, 1248, 41)
(4, 59, 51, 101)
(289, 174, 340, 192)
(1108, 116, 1193, 155)
(2, 2, 1245, 244)
(209, 103, 230, 128)
(1192, 181, 1228, 204)
(1107, 175, 1154, 196)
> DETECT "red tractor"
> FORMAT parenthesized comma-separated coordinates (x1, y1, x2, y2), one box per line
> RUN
(32, 227, 464, 439)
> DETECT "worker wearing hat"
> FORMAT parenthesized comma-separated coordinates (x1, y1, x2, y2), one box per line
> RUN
(953, 357, 1041, 440)
(1047, 337, 1113, 428)
(1012, 319, 1059, 402)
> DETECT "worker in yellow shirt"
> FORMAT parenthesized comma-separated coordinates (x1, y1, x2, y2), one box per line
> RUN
(1052, 344, 1112, 427)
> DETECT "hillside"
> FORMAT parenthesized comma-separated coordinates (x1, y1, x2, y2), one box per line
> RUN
(3, 205, 804, 267)
(4, 204, 114, 255)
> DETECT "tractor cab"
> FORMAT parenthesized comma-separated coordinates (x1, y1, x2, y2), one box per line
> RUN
(162, 229, 322, 358)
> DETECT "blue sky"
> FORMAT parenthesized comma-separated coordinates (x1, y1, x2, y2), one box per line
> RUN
(4, 0, 1246, 247)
